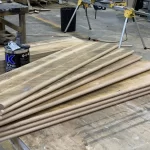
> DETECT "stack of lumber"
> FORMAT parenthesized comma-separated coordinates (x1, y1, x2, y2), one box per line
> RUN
(0, 40, 150, 141)
(0, 37, 83, 74)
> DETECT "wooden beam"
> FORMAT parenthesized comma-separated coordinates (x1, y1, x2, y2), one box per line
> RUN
(0, 17, 22, 32)
(19, 14, 26, 43)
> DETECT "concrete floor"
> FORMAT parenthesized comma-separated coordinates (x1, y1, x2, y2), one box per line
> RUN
(1, 2, 150, 150)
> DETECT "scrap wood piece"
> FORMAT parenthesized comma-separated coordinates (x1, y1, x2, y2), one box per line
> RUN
(1, 71, 150, 140)
(1, 60, 150, 125)
(0, 42, 95, 88)
(1, 49, 136, 116)
(0, 43, 116, 110)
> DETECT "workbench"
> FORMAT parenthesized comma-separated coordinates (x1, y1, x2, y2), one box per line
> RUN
(0, 2, 28, 43)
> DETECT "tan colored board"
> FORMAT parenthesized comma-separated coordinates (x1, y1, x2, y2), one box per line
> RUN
(0, 86, 150, 138)
(0, 67, 150, 131)
(0, 38, 84, 74)
(0, 42, 88, 83)
(0, 38, 83, 56)
(0, 83, 150, 141)
(2, 49, 136, 116)
(0, 43, 116, 110)
(0, 37, 83, 55)
(0, 43, 92, 82)
(0, 60, 150, 125)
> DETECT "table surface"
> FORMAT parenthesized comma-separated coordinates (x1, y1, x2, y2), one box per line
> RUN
(0, 2, 28, 14)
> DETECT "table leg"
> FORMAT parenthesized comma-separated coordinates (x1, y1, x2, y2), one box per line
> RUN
(0, 16, 5, 31)
(19, 14, 26, 44)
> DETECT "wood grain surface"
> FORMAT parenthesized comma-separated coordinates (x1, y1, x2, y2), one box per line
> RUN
(0, 39, 150, 142)
(0, 43, 115, 110)
(0, 86, 150, 138)
(1, 49, 136, 116)
(0, 60, 150, 126)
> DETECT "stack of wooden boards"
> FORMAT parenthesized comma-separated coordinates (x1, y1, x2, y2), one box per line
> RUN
(0, 37, 83, 74)
(0, 41, 150, 141)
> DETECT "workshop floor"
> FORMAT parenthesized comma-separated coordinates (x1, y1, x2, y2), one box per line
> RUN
(1, 2, 150, 150)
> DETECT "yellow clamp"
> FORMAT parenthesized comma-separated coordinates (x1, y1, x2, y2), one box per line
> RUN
(77, 0, 91, 7)
(83, 3, 89, 8)
(124, 8, 135, 18)
(110, 2, 127, 8)
(77, 0, 82, 6)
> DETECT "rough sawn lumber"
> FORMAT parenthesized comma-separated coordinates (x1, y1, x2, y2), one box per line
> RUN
(1, 49, 136, 116)
(0, 60, 150, 125)
(0, 43, 116, 110)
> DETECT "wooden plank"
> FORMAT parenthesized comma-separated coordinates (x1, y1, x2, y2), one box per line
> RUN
(0, 38, 84, 74)
(0, 41, 87, 78)
(0, 38, 83, 56)
(1, 49, 135, 116)
(0, 42, 93, 81)
(0, 43, 116, 110)
(0, 54, 142, 131)
(1, 82, 150, 141)
(0, 86, 150, 139)
(1, 60, 150, 125)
